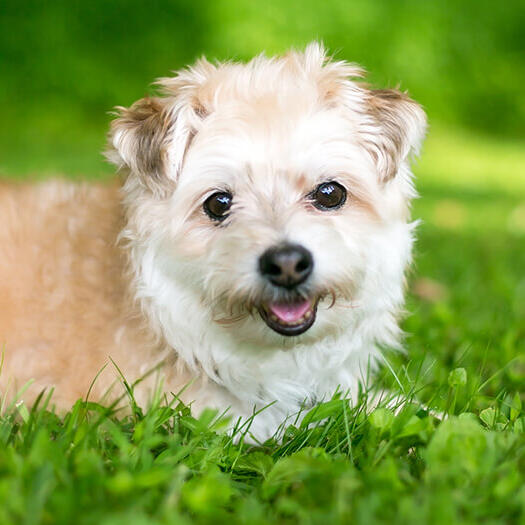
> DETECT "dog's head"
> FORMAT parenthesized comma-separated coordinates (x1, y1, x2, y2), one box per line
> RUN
(108, 43, 426, 346)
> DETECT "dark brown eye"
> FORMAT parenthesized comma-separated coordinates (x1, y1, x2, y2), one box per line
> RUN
(309, 181, 347, 210)
(203, 191, 233, 221)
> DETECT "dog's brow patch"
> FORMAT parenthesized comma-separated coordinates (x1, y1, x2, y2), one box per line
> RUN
(295, 174, 310, 193)
(351, 195, 382, 221)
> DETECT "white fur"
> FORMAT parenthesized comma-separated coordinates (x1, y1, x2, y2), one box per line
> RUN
(110, 43, 426, 442)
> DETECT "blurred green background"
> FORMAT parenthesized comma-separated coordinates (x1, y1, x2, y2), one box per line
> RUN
(1, 0, 524, 180)
(0, 0, 524, 395)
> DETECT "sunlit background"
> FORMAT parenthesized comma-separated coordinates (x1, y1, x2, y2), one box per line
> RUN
(1, 0, 524, 398)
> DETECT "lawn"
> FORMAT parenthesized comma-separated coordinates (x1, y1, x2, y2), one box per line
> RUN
(0, 126, 523, 524)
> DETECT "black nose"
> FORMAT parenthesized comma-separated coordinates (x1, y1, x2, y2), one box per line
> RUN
(259, 243, 313, 289)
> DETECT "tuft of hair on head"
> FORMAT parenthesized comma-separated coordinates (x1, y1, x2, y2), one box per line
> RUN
(294, 41, 366, 99)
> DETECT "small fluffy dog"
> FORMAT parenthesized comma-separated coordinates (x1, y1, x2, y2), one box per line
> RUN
(0, 43, 426, 441)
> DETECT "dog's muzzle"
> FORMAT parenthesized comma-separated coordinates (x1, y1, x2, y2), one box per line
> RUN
(257, 243, 317, 336)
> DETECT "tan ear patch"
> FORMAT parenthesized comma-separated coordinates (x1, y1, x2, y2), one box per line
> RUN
(107, 97, 175, 196)
(365, 88, 427, 182)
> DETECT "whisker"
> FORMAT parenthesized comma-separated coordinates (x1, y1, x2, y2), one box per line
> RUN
(334, 302, 360, 309)
(214, 312, 249, 325)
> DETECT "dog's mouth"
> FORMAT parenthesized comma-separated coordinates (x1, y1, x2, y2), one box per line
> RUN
(258, 297, 318, 336)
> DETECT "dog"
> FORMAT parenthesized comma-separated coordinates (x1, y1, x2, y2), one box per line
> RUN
(0, 43, 426, 442)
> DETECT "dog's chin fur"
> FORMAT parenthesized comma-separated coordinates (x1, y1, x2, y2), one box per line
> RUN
(0, 43, 426, 442)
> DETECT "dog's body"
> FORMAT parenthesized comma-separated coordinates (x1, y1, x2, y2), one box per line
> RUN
(0, 44, 426, 441)
(0, 181, 177, 405)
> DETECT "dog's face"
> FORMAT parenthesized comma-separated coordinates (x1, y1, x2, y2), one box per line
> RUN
(109, 43, 426, 347)
(172, 103, 384, 341)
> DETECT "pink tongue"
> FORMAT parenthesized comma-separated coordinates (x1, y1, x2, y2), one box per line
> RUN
(269, 300, 311, 323)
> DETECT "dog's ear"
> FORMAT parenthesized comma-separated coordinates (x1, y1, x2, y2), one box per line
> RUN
(107, 92, 201, 197)
(363, 89, 427, 182)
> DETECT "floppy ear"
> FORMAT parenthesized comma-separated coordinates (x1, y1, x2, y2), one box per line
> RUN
(364, 89, 427, 182)
(106, 95, 197, 197)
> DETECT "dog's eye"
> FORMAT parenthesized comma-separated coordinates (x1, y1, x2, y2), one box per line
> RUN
(203, 191, 233, 221)
(309, 181, 347, 210)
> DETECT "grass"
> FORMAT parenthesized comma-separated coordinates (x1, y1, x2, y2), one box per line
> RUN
(0, 381, 523, 524)
(0, 127, 524, 524)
